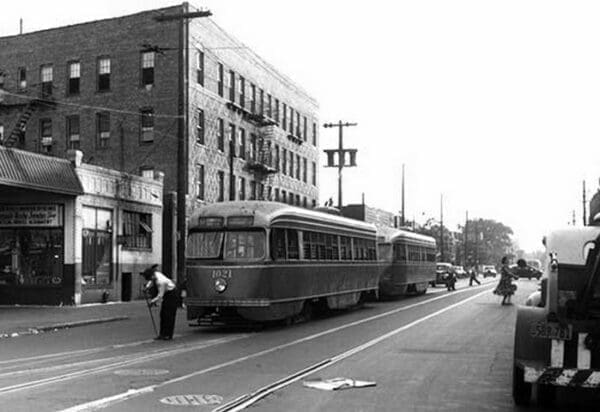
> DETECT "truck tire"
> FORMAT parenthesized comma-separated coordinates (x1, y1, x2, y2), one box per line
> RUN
(512, 364, 531, 405)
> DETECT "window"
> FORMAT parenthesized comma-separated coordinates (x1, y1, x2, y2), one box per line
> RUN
(302, 158, 307, 183)
(259, 89, 264, 115)
(289, 151, 294, 176)
(238, 76, 245, 107)
(97, 57, 110, 91)
(217, 118, 224, 151)
(274, 98, 280, 124)
(97, 112, 110, 148)
(196, 109, 204, 145)
(288, 192, 295, 205)
(340, 236, 352, 260)
(282, 149, 287, 175)
(303, 116, 308, 142)
(40, 65, 53, 97)
(229, 124, 236, 156)
(228, 70, 235, 102)
(197, 164, 205, 200)
(0, 124, 3, 142)
(187, 231, 224, 259)
(141, 167, 154, 178)
(296, 112, 301, 137)
(258, 183, 265, 200)
(282, 103, 287, 131)
(312, 122, 317, 146)
(289, 107, 294, 134)
(141, 51, 155, 87)
(66, 115, 80, 150)
(312, 161, 317, 186)
(267, 186, 273, 201)
(274, 145, 280, 171)
(217, 63, 224, 97)
(239, 177, 246, 200)
(250, 84, 256, 113)
(224, 231, 266, 260)
(39, 118, 52, 153)
(238, 128, 246, 159)
(140, 108, 154, 143)
(274, 188, 280, 201)
(312, 199, 317, 208)
(296, 154, 300, 179)
(17, 67, 26, 90)
(196, 50, 204, 86)
(250, 180, 257, 200)
(271, 228, 299, 260)
(122, 211, 152, 250)
(394, 244, 407, 261)
(281, 190, 287, 203)
(67, 61, 81, 95)
(250, 134, 257, 161)
(266, 94, 272, 118)
(218, 171, 225, 202)
(82, 206, 113, 285)
(303, 197, 307, 207)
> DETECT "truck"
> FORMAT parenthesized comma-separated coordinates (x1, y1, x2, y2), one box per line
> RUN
(513, 226, 600, 406)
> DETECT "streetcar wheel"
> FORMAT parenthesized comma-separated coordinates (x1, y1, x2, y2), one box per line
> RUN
(537, 384, 556, 407)
(512, 365, 531, 405)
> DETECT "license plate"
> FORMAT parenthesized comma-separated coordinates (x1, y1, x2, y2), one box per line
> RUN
(530, 321, 572, 340)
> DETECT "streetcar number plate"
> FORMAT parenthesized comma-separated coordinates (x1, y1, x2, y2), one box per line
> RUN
(530, 321, 572, 340)
(211, 269, 232, 279)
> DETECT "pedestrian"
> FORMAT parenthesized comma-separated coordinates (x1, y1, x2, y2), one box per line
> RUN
(142, 265, 178, 340)
(493, 256, 518, 305)
(446, 269, 457, 291)
(468, 267, 481, 286)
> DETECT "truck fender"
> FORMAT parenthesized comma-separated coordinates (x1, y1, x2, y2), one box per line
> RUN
(514, 306, 550, 366)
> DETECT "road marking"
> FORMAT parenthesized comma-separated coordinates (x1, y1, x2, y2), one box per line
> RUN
(0, 335, 249, 396)
(214, 288, 493, 412)
(60, 284, 494, 412)
(160, 394, 223, 406)
(114, 369, 170, 377)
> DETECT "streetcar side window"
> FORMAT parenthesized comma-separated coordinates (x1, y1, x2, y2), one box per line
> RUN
(340, 236, 352, 260)
(287, 229, 299, 259)
(271, 228, 299, 260)
(394, 243, 407, 261)
(187, 231, 224, 258)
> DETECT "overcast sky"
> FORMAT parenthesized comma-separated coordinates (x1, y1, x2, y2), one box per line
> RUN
(2, 0, 600, 252)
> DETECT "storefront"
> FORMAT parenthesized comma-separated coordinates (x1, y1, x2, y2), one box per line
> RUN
(0, 147, 163, 305)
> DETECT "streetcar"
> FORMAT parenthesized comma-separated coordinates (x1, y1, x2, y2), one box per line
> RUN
(185, 201, 380, 324)
(377, 227, 437, 297)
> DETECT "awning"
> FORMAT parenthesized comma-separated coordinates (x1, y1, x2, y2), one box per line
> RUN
(0, 146, 83, 196)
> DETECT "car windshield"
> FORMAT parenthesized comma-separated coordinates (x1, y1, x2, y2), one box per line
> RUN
(187, 230, 266, 260)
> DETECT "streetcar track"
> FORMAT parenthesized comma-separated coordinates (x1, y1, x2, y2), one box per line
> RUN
(59, 283, 495, 412)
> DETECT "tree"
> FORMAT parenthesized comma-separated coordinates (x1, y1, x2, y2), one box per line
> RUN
(414, 218, 457, 263)
(454, 218, 514, 267)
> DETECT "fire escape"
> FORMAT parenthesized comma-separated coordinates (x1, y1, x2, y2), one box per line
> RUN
(226, 98, 279, 200)
(0, 84, 55, 148)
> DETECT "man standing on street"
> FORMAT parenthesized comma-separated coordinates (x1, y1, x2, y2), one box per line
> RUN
(142, 265, 178, 340)
(469, 267, 481, 286)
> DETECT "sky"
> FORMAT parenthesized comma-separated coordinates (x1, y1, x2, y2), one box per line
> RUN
(2, 0, 600, 252)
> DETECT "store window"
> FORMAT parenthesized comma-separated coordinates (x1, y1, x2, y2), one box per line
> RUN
(122, 211, 152, 250)
(0, 205, 64, 286)
(82, 206, 112, 286)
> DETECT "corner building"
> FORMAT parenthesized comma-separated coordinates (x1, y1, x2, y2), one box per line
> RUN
(0, 3, 320, 277)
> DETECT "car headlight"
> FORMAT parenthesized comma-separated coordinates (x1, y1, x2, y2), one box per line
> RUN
(214, 278, 227, 293)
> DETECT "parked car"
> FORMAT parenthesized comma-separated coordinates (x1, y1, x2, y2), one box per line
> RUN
(453, 265, 467, 278)
(434, 263, 453, 285)
(482, 265, 497, 277)
(511, 259, 542, 280)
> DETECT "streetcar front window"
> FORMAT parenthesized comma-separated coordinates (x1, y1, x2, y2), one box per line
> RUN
(187, 231, 224, 258)
(224, 231, 265, 260)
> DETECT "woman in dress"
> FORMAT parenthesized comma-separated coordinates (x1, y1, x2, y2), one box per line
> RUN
(493, 256, 518, 305)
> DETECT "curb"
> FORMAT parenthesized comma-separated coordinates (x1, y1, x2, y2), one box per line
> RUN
(0, 316, 129, 339)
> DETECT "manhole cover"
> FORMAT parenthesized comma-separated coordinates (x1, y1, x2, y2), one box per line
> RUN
(160, 394, 223, 406)
(114, 369, 170, 376)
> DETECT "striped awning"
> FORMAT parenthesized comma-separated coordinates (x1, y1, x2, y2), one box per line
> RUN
(0, 146, 83, 195)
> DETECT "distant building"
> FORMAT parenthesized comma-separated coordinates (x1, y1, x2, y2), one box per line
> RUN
(0, 3, 319, 278)
(0, 148, 163, 305)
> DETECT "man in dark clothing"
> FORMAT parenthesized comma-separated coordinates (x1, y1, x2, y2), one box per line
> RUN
(469, 267, 481, 286)
(142, 265, 178, 340)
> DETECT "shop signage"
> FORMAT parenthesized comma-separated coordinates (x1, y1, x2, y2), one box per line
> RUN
(0, 205, 62, 227)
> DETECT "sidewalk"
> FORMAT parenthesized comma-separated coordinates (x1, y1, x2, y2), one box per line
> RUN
(0, 300, 151, 339)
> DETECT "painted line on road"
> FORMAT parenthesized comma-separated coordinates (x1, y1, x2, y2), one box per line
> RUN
(0, 335, 249, 396)
(60, 283, 495, 412)
(214, 288, 493, 412)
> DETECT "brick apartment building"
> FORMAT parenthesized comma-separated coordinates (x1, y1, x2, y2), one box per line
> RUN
(0, 3, 319, 278)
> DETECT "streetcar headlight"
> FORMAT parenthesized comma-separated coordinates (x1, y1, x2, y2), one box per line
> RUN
(214, 278, 228, 293)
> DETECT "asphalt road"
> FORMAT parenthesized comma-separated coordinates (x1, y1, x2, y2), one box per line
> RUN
(1, 277, 595, 412)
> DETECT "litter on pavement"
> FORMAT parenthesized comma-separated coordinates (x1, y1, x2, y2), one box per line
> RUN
(303, 377, 376, 391)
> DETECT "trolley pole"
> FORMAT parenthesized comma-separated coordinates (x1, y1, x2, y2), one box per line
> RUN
(583, 180, 587, 226)
(440, 194, 444, 262)
(464, 210, 468, 267)
(401, 164, 405, 227)
(323, 121, 358, 209)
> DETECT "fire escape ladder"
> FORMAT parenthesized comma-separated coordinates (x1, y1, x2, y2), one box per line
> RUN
(2, 100, 37, 147)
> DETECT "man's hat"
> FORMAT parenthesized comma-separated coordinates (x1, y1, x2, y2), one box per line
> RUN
(141, 264, 158, 280)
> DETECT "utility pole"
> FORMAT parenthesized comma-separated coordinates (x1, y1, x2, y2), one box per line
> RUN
(323, 121, 357, 209)
(572, 210, 576, 226)
(155, 3, 212, 283)
(440, 194, 444, 262)
(401, 164, 405, 227)
(583, 180, 587, 226)
(464, 211, 468, 267)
